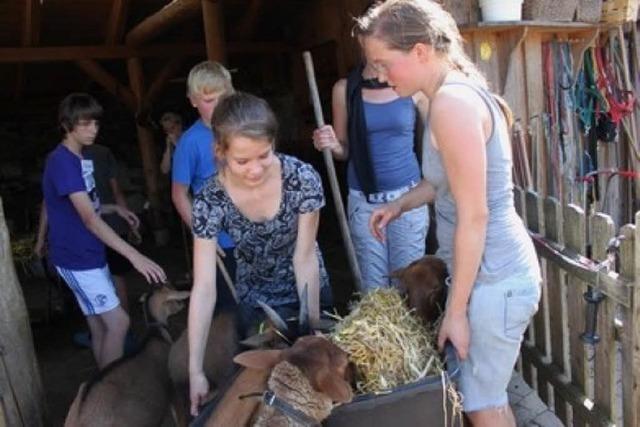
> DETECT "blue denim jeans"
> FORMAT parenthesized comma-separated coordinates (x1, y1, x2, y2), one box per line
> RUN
(348, 188, 428, 292)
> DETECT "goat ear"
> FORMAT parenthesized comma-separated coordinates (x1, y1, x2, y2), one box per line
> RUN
(166, 290, 191, 301)
(257, 301, 289, 334)
(139, 292, 150, 304)
(233, 349, 283, 369)
(239, 331, 276, 349)
(316, 369, 353, 404)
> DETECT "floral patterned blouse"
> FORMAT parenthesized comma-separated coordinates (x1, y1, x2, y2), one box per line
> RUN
(192, 153, 330, 308)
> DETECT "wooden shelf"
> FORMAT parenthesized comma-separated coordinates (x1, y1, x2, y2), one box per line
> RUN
(461, 20, 598, 34)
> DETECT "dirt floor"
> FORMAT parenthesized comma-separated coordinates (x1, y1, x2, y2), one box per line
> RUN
(25, 214, 355, 426)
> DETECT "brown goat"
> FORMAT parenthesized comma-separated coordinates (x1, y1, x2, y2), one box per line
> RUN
(64, 287, 190, 427)
(168, 302, 241, 426)
(390, 255, 448, 325)
(203, 335, 353, 427)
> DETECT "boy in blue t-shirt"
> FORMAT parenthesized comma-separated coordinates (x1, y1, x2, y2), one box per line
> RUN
(43, 93, 166, 368)
(171, 61, 236, 302)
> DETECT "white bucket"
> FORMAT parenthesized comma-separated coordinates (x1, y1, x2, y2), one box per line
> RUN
(479, 0, 523, 22)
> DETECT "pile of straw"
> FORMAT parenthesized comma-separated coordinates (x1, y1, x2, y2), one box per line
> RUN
(330, 288, 443, 394)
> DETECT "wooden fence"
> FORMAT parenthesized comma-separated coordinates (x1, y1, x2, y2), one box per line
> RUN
(513, 187, 639, 427)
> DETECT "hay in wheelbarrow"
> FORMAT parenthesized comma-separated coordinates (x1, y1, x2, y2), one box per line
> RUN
(327, 288, 463, 427)
(329, 288, 444, 394)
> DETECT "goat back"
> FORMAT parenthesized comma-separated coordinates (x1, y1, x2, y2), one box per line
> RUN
(203, 367, 270, 427)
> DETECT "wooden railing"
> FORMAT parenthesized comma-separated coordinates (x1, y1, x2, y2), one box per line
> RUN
(514, 187, 639, 427)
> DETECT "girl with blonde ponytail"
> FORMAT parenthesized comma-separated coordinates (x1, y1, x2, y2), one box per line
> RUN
(361, 2, 540, 426)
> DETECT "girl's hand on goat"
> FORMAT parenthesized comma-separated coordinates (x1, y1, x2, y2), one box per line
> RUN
(437, 309, 470, 361)
(190, 372, 209, 416)
(369, 201, 402, 242)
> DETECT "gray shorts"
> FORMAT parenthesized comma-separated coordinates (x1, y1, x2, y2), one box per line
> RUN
(454, 274, 540, 412)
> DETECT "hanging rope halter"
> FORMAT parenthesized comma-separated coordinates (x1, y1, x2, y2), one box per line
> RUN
(594, 46, 635, 125)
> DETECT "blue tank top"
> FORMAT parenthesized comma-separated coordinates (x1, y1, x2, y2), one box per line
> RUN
(348, 97, 420, 191)
(422, 81, 540, 285)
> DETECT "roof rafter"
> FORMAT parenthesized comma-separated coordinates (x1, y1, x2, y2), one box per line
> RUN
(23, 0, 41, 46)
(202, 0, 225, 61)
(126, 0, 201, 47)
(15, 0, 42, 99)
(0, 42, 291, 63)
(75, 59, 136, 111)
(105, 0, 130, 45)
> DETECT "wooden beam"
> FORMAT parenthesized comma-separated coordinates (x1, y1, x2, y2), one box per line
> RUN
(530, 231, 632, 307)
(202, 0, 226, 61)
(234, 0, 262, 39)
(0, 42, 291, 63)
(105, 0, 130, 45)
(127, 58, 145, 103)
(125, 0, 201, 47)
(15, 0, 42, 99)
(75, 60, 136, 111)
(460, 20, 597, 35)
(125, 57, 163, 229)
(23, 0, 41, 46)
(146, 57, 185, 106)
(0, 44, 202, 62)
(228, 41, 292, 53)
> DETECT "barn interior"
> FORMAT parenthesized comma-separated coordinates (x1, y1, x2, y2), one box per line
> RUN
(1, 1, 372, 424)
(4, 1, 640, 426)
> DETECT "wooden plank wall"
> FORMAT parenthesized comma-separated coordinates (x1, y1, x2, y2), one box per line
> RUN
(462, 21, 640, 425)
(514, 187, 640, 427)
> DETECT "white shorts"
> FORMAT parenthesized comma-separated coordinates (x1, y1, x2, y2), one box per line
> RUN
(56, 265, 120, 316)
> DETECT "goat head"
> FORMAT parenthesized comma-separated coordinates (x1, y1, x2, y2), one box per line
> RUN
(390, 255, 448, 325)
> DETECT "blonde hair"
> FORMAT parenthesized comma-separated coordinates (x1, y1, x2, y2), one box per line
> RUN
(355, 0, 513, 127)
(187, 60, 234, 97)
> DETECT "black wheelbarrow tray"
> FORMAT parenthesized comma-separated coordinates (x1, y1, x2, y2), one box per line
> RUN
(324, 344, 461, 427)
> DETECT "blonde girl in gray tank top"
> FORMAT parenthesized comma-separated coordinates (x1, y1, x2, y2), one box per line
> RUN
(356, 1, 541, 425)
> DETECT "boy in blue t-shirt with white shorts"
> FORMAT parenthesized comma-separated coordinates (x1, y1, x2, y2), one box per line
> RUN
(43, 93, 166, 368)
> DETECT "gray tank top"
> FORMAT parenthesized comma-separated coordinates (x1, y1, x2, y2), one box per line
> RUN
(422, 81, 540, 285)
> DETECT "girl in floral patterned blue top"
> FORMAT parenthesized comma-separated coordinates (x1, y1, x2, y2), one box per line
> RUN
(188, 92, 331, 416)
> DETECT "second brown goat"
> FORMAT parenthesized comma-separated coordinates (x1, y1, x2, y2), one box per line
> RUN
(390, 255, 448, 325)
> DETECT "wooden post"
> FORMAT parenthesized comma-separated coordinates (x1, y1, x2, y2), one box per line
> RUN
(524, 191, 540, 391)
(0, 198, 47, 427)
(524, 33, 546, 197)
(564, 203, 590, 426)
(619, 213, 640, 427)
(126, 58, 162, 227)
(202, 0, 226, 62)
(544, 196, 571, 424)
(590, 213, 617, 422)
